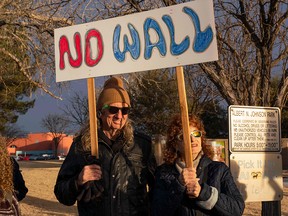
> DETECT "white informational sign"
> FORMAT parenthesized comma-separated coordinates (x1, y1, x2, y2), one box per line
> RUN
(229, 105, 281, 152)
(54, 0, 218, 82)
(230, 153, 283, 202)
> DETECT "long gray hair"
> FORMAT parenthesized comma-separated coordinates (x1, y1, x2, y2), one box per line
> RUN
(78, 119, 134, 151)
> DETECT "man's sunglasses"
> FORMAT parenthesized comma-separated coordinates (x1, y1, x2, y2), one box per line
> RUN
(177, 131, 202, 141)
(102, 105, 130, 115)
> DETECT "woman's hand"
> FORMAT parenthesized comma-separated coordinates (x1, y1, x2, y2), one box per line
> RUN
(179, 167, 201, 198)
(77, 164, 102, 186)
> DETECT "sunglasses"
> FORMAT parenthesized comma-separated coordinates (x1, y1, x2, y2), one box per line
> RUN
(102, 105, 130, 115)
(177, 131, 202, 141)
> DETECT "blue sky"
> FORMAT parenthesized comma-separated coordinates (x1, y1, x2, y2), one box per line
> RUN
(16, 78, 99, 134)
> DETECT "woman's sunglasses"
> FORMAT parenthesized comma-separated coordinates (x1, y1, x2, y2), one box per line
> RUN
(102, 105, 130, 115)
(177, 131, 202, 141)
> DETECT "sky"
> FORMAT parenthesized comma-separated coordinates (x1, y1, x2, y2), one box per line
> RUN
(16, 77, 106, 134)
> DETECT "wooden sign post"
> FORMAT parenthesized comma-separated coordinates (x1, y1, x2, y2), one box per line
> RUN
(87, 78, 98, 157)
(55, 0, 218, 169)
(176, 66, 193, 168)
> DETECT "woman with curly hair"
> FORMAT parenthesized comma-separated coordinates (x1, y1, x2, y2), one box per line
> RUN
(0, 137, 28, 215)
(152, 114, 245, 216)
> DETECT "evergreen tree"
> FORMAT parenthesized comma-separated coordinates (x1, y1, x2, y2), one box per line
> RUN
(127, 68, 227, 138)
(127, 70, 179, 136)
(0, 25, 35, 134)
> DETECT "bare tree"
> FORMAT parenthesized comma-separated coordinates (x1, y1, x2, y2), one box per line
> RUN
(1, 0, 286, 135)
(0, 1, 73, 98)
(0, 0, 112, 100)
(0, 0, 106, 134)
(41, 113, 70, 156)
(199, 0, 288, 108)
(184, 65, 225, 114)
(0, 124, 26, 146)
(61, 92, 89, 129)
(94, 0, 287, 109)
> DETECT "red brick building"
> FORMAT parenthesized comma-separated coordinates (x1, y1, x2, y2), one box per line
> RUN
(7, 133, 74, 157)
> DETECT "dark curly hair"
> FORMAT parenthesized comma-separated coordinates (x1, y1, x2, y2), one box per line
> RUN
(163, 114, 214, 164)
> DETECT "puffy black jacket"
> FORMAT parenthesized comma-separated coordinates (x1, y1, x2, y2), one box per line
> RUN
(54, 130, 156, 216)
(152, 156, 245, 216)
(11, 157, 28, 201)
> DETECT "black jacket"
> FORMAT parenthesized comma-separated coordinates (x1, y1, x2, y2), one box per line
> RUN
(54, 130, 156, 216)
(152, 156, 245, 216)
(11, 157, 28, 201)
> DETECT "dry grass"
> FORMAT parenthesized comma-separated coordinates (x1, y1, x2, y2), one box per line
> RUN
(19, 160, 77, 216)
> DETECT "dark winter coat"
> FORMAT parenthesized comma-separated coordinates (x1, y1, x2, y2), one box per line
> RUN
(11, 157, 28, 201)
(54, 130, 156, 216)
(152, 156, 245, 216)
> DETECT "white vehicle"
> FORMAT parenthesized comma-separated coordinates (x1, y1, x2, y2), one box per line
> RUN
(58, 155, 66, 161)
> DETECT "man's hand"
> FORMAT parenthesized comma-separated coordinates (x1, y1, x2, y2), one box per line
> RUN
(77, 164, 102, 186)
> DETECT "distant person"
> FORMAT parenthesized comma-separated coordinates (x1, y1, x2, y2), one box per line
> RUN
(152, 114, 245, 216)
(54, 76, 156, 216)
(0, 137, 28, 215)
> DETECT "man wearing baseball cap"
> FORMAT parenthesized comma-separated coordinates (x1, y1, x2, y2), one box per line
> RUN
(54, 76, 156, 216)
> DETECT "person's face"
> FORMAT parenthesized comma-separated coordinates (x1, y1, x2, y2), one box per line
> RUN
(177, 125, 202, 160)
(100, 102, 129, 131)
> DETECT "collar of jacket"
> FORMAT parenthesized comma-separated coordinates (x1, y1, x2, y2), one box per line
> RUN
(98, 129, 126, 154)
(97, 129, 112, 145)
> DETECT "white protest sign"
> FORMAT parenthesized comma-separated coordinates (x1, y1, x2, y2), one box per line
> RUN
(229, 105, 281, 152)
(230, 153, 283, 202)
(54, 0, 218, 82)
